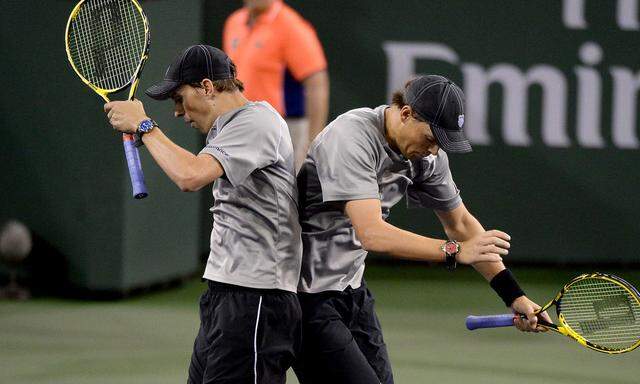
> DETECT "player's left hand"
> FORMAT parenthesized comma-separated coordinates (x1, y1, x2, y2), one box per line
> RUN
(104, 99, 148, 134)
(511, 295, 552, 333)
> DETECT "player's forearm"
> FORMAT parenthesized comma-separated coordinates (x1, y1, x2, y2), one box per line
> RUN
(304, 70, 329, 142)
(140, 127, 205, 191)
(358, 221, 446, 262)
(455, 212, 506, 280)
(442, 209, 484, 242)
(472, 254, 506, 281)
(447, 211, 505, 280)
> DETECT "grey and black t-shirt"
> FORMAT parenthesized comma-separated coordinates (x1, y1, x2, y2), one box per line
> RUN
(199, 101, 302, 293)
(297, 105, 462, 293)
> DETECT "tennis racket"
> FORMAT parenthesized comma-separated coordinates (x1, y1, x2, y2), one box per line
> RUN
(466, 273, 640, 354)
(65, 0, 150, 199)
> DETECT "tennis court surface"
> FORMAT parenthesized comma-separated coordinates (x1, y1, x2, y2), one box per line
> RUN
(1, 265, 638, 384)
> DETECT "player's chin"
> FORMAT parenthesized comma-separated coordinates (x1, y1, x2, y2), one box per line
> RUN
(189, 122, 203, 133)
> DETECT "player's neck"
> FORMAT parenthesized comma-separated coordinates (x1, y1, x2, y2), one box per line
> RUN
(204, 92, 250, 131)
(215, 91, 250, 116)
(384, 106, 402, 152)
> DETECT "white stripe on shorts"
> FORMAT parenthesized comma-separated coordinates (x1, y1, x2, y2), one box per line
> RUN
(253, 295, 263, 384)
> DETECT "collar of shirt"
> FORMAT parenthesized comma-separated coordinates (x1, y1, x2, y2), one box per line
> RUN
(210, 101, 255, 136)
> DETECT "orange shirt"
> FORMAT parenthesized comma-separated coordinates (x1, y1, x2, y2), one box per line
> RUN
(223, 1, 327, 116)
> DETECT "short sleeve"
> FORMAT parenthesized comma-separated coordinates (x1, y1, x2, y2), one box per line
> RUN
(407, 151, 462, 211)
(283, 18, 327, 81)
(199, 107, 281, 187)
(312, 122, 380, 202)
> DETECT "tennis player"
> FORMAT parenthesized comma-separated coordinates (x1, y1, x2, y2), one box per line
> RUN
(104, 45, 302, 384)
(293, 75, 551, 384)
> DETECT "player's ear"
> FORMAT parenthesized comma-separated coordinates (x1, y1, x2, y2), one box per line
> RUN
(201, 79, 216, 96)
(400, 105, 412, 124)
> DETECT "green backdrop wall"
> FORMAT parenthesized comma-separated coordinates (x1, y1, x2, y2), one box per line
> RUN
(1, 0, 638, 294)
(1, 0, 206, 292)
(204, 0, 639, 264)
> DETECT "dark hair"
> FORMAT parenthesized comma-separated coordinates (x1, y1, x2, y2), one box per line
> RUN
(391, 80, 424, 121)
(189, 61, 245, 93)
(391, 90, 406, 108)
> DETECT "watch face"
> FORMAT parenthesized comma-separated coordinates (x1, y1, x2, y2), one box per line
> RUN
(139, 119, 154, 132)
(444, 242, 459, 254)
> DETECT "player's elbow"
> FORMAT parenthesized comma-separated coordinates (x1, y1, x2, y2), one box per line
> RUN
(176, 174, 205, 192)
(355, 224, 390, 253)
(178, 184, 198, 192)
(177, 155, 221, 192)
(177, 181, 197, 192)
(358, 235, 378, 252)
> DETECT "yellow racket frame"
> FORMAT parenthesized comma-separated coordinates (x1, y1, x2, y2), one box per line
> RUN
(535, 273, 640, 354)
(64, 0, 150, 103)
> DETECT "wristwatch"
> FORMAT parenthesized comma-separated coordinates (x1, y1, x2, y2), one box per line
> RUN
(134, 119, 158, 147)
(137, 118, 157, 137)
(441, 240, 460, 271)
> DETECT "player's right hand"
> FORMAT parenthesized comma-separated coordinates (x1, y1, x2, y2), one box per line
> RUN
(104, 100, 149, 134)
(457, 230, 510, 264)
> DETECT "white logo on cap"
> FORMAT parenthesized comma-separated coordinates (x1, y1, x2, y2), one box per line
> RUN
(458, 114, 465, 128)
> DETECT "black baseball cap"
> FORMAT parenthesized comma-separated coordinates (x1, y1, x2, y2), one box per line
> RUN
(145, 45, 235, 100)
(405, 75, 472, 153)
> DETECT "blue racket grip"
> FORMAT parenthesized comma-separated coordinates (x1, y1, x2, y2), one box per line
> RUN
(122, 134, 148, 199)
(466, 314, 515, 330)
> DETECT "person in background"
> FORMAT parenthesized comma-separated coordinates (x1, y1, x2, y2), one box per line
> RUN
(223, 0, 329, 170)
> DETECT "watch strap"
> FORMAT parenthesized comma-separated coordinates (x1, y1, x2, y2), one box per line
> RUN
(442, 240, 460, 271)
(133, 133, 144, 148)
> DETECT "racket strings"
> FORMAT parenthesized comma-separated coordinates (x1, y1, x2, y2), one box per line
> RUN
(68, 0, 146, 91)
(559, 278, 640, 350)
(89, 0, 143, 87)
(87, 0, 143, 86)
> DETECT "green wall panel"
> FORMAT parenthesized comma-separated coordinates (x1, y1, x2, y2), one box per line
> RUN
(1, 0, 206, 292)
(204, 1, 639, 264)
(2, 0, 637, 288)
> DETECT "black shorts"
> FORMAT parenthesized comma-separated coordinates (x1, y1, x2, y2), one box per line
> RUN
(188, 280, 302, 384)
(293, 280, 394, 384)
